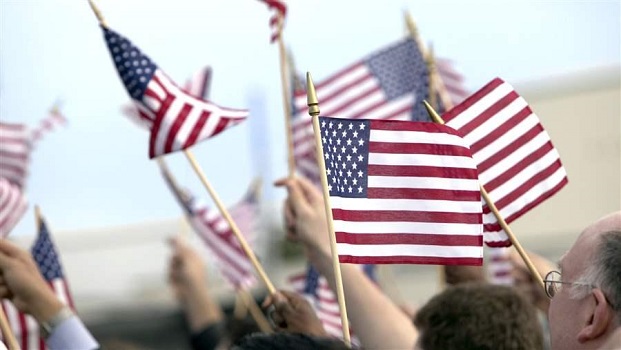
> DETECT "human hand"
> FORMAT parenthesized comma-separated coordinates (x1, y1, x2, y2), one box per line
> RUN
(168, 236, 209, 305)
(274, 177, 330, 258)
(0, 239, 63, 323)
(263, 290, 327, 337)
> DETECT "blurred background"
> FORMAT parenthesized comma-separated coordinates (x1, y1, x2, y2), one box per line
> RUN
(1, 0, 620, 348)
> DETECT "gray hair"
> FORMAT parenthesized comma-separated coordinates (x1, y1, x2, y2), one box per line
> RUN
(571, 230, 621, 324)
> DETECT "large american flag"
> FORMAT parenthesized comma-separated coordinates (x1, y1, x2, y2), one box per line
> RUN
(319, 117, 483, 265)
(160, 164, 258, 289)
(292, 38, 428, 184)
(1, 217, 75, 350)
(0, 123, 31, 189)
(288, 265, 376, 344)
(0, 178, 28, 238)
(101, 26, 248, 158)
(442, 78, 568, 246)
(31, 107, 67, 143)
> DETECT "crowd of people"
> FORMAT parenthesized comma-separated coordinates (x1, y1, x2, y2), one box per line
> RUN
(0, 176, 619, 349)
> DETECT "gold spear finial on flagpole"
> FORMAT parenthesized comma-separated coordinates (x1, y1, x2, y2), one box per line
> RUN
(423, 100, 443, 124)
(88, 0, 107, 27)
(306, 72, 320, 117)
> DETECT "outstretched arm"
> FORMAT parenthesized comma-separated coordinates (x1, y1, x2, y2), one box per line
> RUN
(276, 177, 418, 349)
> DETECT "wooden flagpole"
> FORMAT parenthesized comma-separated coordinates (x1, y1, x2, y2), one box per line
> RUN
(183, 150, 277, 295)
(275, 15, 296, 178)
(422, 101, 545, 291)
(404, 11, 453, 111)
(156, 156, 276, 295)
(306, 72, 351, 346)
(238, 289, 273, 333)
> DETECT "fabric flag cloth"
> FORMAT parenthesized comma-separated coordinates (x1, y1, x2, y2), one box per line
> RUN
(160, 166, 258, 289)
(291, 38, 428, 184)
(487, 247, 514, 285)
(288, 265, 376, 344)
(1, 217, 75, 350)
(260, 0, 287, 43)
(0, 123, 32, 189)
(122, 66, 213, 129)
(100, 26, 248, 158)
(0, 178, 28, 238)
(318, 116, 483, 265)
(31, 108, 67, 143)
(441, 78, 568, 246)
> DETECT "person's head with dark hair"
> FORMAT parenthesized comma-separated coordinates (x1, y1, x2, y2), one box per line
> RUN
(413, 283, 543, 350)
(231, 332, 349, 350)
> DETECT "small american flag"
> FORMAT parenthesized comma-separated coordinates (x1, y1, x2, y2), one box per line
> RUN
(487, 247, 514, 285)
(288, 265, 377, 344)
(0, 178, 28, 238)
(101, 26, 248, 158)
(1, 217, 75, 350)
(31, 107, 67, 143)
(122, 66, 213, 129)
(292, 38, 428, 184)
(0, 123, 31, 189)
(442, 78, 568, 246)
(260, 0, 287, 43)
(160, 165, 258, 289)
(319, 117, 483, 265)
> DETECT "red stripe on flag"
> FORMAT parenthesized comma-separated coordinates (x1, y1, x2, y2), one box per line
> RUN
(183, 110, 211, 149)
(148, 91, 175, 158)
(368, 164, 478, 179)
(211, 116, 232, 137)
(314, 62, 365, 91)
(329, 85, 381, 117)
(18, 312, 28, 349)
(369, 142, 473, 157)
(335, 232, 483, 246)
(370, 119, 461, 136)
(367, 188, 481, 201)
(317, 72, 373, 108)
(469, 106, 532, 153)
(339, 255, 483, 265)
(164, 103, 192, 154)
(332, 209, 482, 224)
(484, 142, 555, 192)
(477, 124, 545, 173)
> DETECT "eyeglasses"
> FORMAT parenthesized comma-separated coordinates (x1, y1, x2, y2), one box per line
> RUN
(543, 270, 594, 299)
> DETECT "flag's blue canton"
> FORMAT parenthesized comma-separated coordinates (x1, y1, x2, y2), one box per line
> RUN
(103, 27, 157, 101)
(31, 221, 63, 281)
(319, 117, 371, 198)
(303, 265, 321, 297)
(365, 38, 429, 122)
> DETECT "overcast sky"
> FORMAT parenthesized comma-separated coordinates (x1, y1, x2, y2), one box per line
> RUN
(1, 0, 619, 237)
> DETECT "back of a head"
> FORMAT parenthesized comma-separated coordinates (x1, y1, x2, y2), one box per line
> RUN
(414, 283, 543, 350)
(231, 332, 350, 350)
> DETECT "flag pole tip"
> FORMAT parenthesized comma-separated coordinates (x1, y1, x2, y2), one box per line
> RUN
(423, 101, 443, 124)
(306, 72, 320, 117)
(88, 0, 107, 27)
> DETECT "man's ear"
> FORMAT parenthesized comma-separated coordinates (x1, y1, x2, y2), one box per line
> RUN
(577, 288, 613, 343)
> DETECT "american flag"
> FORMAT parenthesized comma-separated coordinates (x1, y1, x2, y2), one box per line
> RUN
(436, 57, 469, 108)
(0, 123, 31, 189)
(291, 38, 428, 184)
(160, 164, 258, 289)
(288, 265, 377, 344)
(487, 247, 514, 285)
(1, 216, 75, 350)
(122, 66, 213, 129)
(260, 0, 287, 43)
(101, 26, 248, 158)
(319, 117, 483, 265)
(31, 107, 67, 143)
(442, 78, 568, 246)
(0, 178, 28, 238)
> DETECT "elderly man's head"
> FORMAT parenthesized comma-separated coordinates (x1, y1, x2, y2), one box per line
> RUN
(548, 211, 621, 350)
